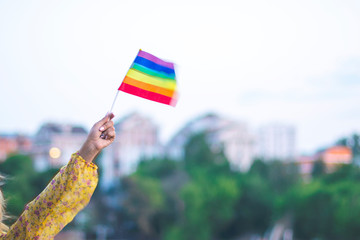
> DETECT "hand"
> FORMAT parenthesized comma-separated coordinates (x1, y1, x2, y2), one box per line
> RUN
(79, 113, 116, 162)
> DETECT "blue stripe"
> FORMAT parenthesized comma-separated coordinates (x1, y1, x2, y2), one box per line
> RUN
(132, 63, 176, 80)
(134, 56, 175, 75)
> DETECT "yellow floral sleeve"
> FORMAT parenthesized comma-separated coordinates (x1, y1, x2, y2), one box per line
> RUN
(0, 152, 98, 240)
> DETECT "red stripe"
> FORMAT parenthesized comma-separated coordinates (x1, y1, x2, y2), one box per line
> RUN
(119, 83, 177, 106)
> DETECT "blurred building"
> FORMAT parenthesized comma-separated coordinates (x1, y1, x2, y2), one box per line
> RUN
(322, 145, 352, 171)
(101, 112, 161, 189)
(322, 145, 353, 164)
(166, 113, 256, 171)
(256, 123, 296, 161)
(296, 155, 317, 180)
(297, 145, 352, 178)
(0, 134, 32, 161)
(32, 123, 88, 171)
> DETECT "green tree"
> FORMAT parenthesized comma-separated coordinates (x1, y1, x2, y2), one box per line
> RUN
(0, 154, 37, 220)
(179, 170, 240, 240)
(164, 132, 241, 240)
(290, 164, 360, 240)
(122, 175, 165, 236)
(0, 154, 60, 224)
(336, 133, 360, 163)
(183, 132, 228, 170)
(332, 181, 360, 239)
(292, 181, 336, 239)
(120, 157, 183, 239)
(116, 133, 305, 240)
(311, 159, 326, 178)
(249, 159, 299, 194)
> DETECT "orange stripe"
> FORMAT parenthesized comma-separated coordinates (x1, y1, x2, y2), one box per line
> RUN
(123, 76, 176, 97)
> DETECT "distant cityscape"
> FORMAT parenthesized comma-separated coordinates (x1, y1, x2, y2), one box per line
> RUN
(0, 112, 353, 188)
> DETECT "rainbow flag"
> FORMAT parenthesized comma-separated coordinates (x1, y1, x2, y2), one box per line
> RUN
(118, 50, 178, 106)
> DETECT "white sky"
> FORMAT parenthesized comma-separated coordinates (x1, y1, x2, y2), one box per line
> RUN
(0, 0, 360, 154)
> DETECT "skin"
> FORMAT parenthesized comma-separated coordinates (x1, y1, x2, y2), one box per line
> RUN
(78, 113, 116, 162)
(0, 114, 116, 234)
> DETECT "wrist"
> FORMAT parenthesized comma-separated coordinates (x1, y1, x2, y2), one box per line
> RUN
(78, 142, 99, 162)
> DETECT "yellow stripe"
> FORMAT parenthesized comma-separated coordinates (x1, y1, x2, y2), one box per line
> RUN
(126, 69, 176, 90)
(123, 76, 176, 97)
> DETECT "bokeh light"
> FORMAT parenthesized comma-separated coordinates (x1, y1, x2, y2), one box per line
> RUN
(49, 147, 61, 159)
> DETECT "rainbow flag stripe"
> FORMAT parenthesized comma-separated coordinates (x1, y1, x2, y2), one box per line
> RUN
(119, 50, 177, 106)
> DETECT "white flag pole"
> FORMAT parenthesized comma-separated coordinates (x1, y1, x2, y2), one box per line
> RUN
(109, 90, 120, 114)
(108, 49, 140, 114)
(99, 90, 120, 139)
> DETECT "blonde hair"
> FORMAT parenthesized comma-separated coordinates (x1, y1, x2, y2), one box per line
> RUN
(0, 176, 9, 233)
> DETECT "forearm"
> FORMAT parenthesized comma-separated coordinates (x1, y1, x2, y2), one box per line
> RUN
(4, 153, 98, 239)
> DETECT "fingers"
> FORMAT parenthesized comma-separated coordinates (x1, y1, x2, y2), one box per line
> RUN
(96, 112, 115, 130)
(100, 126, 116, 140)
(98, 114, 115, 140)
(108, 112, 115, 120)
(99, 119, 114, 132)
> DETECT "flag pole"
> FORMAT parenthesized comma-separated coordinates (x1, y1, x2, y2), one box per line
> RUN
(109, 90, 120, 113)
(108, 49, 140, 114)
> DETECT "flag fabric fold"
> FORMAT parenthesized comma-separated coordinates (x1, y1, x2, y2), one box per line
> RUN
(118, 49, 178, 106)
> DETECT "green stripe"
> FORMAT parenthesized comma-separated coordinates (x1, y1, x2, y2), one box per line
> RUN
(132, 63, 176, 80)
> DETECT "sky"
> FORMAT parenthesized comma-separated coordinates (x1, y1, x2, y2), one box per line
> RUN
(0, 0, 360, 154)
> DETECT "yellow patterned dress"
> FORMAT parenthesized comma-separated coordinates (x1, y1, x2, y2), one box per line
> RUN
(0, 152, 98, 240)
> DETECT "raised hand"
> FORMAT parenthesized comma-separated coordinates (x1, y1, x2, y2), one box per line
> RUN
(79, 113, 116, 162)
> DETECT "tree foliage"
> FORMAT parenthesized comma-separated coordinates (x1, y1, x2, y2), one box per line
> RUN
(290, 163, 360, 239)
(0, 154, 59, 224)
(118, 132, 360, 240)
(121, 133, 286, 240)
(336, 133, 360, 163)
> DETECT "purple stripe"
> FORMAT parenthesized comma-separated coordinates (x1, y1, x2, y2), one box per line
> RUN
(138, 50, 174, 69)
